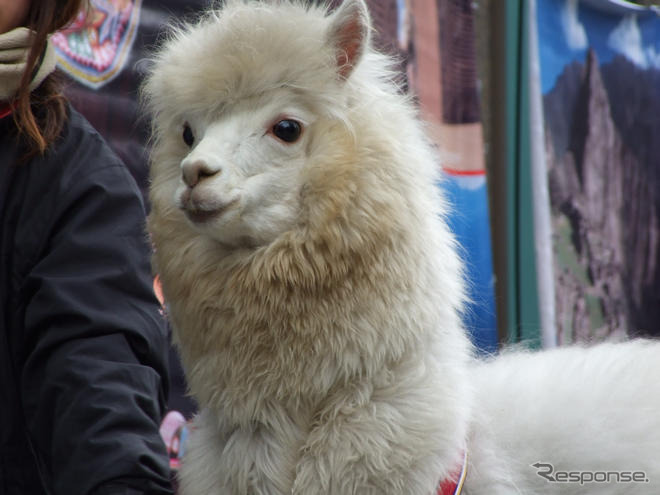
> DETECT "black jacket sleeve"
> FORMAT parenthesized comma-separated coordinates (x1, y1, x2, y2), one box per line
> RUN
(17, 128, 173, 495)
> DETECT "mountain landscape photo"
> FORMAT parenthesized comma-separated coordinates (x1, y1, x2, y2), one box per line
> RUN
(543, 48, 660, 342)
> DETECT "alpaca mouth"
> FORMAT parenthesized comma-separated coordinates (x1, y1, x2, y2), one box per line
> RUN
(182, 199, 238, 224)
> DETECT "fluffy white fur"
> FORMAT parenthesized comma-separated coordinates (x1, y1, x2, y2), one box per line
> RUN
(143, 1, 660, 493)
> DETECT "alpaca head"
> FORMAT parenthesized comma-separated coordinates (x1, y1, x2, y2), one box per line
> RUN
(144, 0, 375, 248)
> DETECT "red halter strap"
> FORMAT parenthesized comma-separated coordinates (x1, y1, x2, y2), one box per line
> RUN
(437, 451, 468, 495)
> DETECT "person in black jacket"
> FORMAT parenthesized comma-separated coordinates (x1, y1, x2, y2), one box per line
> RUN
(0, 1, 173, 494)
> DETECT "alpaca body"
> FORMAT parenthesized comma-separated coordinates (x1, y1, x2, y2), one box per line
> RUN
(467, 340, 660, 494)
(144, 2, 660, 493)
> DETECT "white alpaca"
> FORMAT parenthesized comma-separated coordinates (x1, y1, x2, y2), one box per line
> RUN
(143, 1, 660, 493)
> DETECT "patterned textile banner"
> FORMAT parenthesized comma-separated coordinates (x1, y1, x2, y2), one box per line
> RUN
(536, 0, 660, 343)
(53, 0, 142, 89)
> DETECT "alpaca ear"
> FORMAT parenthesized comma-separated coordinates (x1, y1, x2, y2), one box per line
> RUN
(327, 0, 371, 80)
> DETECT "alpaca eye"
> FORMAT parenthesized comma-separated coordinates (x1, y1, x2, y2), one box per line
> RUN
(272, 119, 301, 143)
(182, 123, 195, 147)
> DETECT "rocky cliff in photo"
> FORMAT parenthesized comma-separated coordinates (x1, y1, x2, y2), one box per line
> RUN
(543, 49, 660, 342)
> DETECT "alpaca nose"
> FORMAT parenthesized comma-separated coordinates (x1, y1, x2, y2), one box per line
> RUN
(181, 159, 221, 188)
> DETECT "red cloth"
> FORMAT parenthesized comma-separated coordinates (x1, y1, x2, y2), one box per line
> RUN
(437, 451, 468, 495)
(0, 103, 12, 119)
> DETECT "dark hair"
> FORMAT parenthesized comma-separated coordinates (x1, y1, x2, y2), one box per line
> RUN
(13, 0, 87, 157)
